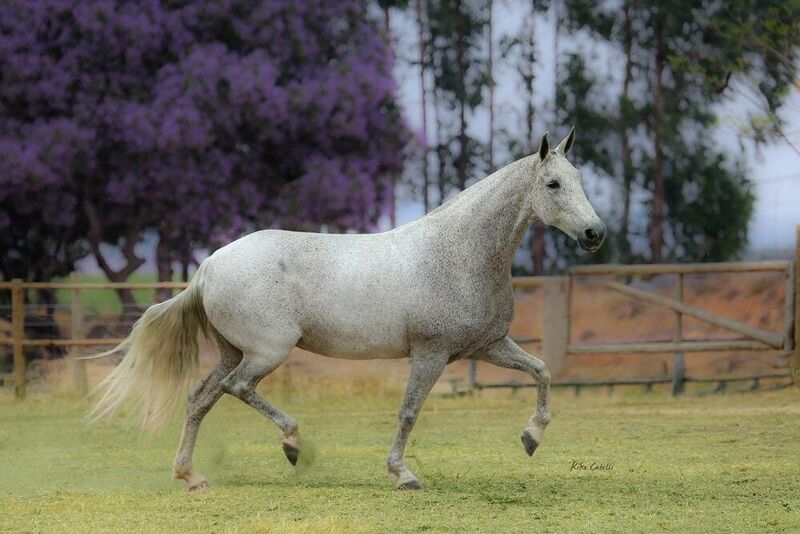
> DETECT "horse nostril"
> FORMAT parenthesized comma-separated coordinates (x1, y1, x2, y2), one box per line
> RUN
(585, 228, 598, 241)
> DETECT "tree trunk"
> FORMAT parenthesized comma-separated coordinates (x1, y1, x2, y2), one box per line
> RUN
(416, 0, 431, 213)
(487, 0, 495, 173)
(37, 288, 56, 318)
(181, 260, 190, 283)
(433, 77, 447, 206)
(455, 0, 468, 191)
(650, 10, 666, 263)
(90, 245, 142, 312)
(155, 232, 173, 302)
(82, 197, 143, 312)
(552, 0, 560, 125)
(619, 0, 634, 261)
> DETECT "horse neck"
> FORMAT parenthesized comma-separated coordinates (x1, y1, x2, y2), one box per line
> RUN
(428, 157, 538, 273)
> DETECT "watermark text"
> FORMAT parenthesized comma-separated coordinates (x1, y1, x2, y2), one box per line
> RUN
(570, 460, 614, 472)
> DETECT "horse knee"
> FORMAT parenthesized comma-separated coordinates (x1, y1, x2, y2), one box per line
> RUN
(398, 407, 416, 425)
(539, 367, 551, 386)
(533, 364, 550, 386)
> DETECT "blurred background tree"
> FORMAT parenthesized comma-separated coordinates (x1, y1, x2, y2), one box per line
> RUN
(553, 0, 792, 264)
(426, 0, 490, 200)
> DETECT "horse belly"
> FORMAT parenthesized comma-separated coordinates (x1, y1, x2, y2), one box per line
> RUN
(297, 310, 409, 360)
(294, 282, 410, 360)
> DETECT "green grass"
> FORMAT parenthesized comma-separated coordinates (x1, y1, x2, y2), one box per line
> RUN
(2, 387, 800, 533)
(50, 273, 186, 315)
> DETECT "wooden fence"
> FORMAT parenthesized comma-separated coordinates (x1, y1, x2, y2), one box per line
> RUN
(0, 276, 188, 399)
(2, 229, 798, 399)
(472, 259, 796, 395)
(472, 227, 800, 394)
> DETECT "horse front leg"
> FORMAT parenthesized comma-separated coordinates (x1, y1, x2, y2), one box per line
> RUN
(387, 353, 448, 490)
(476, 336, 551, 456)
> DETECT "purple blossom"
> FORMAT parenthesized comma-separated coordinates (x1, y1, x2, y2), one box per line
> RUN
(1, 0, 407, 280)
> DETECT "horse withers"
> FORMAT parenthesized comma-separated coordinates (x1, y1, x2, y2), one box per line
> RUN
(91, 127, 606, 492)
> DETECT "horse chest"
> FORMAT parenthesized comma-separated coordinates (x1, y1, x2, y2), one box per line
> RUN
(413, 279, 514, 354)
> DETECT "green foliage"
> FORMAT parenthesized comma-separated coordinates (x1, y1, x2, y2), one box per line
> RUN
(681, 0, 800, 141)
(663, 144, 755, 262)
(555, 53, 616, 177)
(554, 0, 797, 264)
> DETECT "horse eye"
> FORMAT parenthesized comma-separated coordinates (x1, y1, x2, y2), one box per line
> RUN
(547, 181, 560, 189)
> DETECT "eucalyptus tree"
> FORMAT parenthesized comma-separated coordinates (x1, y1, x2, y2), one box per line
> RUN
(555, 0, 798, 263)
(426, 0, 490, 200)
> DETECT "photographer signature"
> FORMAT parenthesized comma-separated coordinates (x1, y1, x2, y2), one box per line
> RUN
(570, 460, 614, 472)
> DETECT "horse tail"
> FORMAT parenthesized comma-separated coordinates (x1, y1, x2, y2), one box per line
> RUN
(89, 262, 211, 433)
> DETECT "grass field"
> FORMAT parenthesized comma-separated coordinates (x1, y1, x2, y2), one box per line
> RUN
(2, 386, 800, 533)
(51, 273, 187, 315)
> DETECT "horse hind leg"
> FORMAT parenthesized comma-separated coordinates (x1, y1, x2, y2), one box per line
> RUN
(219, 340, 301, 466)
(173, 332, 242, 492)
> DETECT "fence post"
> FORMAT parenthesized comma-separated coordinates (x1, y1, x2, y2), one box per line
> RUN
(671, 273, 686, 395)
(70, 272, 88, 395)
(11, 279, 25, 400)
(542, 276, 569, 378)
(468, 360, 477, 389)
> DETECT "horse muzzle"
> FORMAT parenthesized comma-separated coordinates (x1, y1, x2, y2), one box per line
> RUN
(578, 225, 606, 252)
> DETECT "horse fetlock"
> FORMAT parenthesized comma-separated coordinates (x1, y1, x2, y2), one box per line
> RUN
(173, 464, 210, 491)
(386, 453, 403, 473)
(528, 413, 551, 428)
(172, 461, 192, 480)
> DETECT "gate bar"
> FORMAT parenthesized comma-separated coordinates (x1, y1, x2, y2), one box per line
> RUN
(570, 260, 790, 276)
(603, 281, 784, 349)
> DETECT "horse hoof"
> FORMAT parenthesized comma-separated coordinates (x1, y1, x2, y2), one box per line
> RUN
(398, 479, 422, 491)
(521, 431, 539, 456)
(283, 443, 300, 466)
(188, 480, 210, 493)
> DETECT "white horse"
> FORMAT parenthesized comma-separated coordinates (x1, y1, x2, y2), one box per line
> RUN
(92, 128, 606, 491)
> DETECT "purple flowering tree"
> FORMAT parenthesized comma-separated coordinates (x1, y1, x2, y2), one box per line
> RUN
(0, 0, 407, 298)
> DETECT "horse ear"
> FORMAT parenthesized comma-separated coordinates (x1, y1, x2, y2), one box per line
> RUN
(557, 125, 575, 155)
(538, 131, 550, 161)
